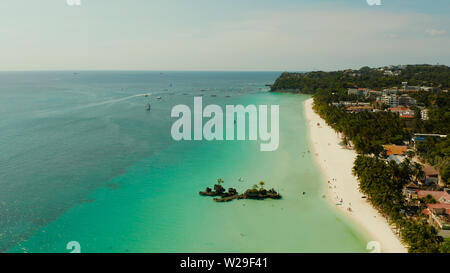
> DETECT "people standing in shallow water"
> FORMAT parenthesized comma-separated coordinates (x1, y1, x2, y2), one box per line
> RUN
(199, 178, 281, 202)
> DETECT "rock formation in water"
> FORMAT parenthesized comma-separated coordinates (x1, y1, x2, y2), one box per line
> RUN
(199, 179, 281, 202)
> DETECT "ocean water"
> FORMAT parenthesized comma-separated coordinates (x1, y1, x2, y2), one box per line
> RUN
(0, 71, 368, 253)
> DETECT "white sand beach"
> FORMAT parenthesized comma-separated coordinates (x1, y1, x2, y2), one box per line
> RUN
(304, 98, 407, 253)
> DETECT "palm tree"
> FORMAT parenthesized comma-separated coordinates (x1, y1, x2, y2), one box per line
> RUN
(259, 181, 265, 189)
(407, 151, 415, 159)
(411, 163, 425, 183)
(217, 178, 224, 185)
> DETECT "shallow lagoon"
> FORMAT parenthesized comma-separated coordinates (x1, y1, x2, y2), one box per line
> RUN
(0, 72, 368, 252)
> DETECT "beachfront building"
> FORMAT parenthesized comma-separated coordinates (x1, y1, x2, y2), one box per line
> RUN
(417, 190, 450, 204)
(403, 183, 420, 201)
(386, 154, 407, 164)
(382, 144, 408, 156)
(346, 106, 373, 113)
(422, 203, 450, 236)
(421, 165, 441, 185)
(420, 190, 450, 237)
(388, 107, 415, 118)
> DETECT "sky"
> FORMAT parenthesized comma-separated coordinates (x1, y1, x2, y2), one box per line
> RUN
(0, 0, 449, 71)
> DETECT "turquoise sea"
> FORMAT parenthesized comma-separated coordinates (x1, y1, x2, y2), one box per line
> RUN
(0, 71, 368, 253)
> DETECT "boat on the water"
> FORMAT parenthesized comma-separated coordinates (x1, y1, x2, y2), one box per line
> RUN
(145, 103, 151, 111)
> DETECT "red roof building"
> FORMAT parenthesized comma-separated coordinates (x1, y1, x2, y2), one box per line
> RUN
(382, 145, 408, 156)
(417, 190, 450, 204)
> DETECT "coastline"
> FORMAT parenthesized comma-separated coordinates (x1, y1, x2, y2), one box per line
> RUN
(304, 98, 407, 253)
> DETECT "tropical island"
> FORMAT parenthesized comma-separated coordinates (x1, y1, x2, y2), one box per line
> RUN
(271, 64, 450, 253)
(199, 179, 282, 202)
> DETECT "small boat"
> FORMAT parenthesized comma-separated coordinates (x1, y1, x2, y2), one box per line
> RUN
(145, 103, 151, 111)
(238, 177, 244, 182)
(156, 96, 162, 100)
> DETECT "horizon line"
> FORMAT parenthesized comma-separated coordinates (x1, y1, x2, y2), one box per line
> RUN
(0, 63, 447, 73)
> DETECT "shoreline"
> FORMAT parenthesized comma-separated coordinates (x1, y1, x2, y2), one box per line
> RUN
(304, 98, 407, 253)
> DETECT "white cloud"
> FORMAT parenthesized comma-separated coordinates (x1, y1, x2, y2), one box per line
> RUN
(426, 29, 446, 36)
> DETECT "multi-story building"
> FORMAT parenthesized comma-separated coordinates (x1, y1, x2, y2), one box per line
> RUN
(423, 204, 450, 233)
(421, 109, 430, 120)
(382, 94, 399, 107)
(399, 94, 417, 107)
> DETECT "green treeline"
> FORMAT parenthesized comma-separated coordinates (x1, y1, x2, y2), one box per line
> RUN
(353, 156, 444, 253)
(313, 90, 408, 155)
(271, 65, 450, 92)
